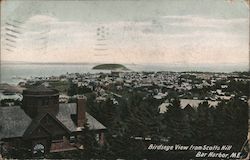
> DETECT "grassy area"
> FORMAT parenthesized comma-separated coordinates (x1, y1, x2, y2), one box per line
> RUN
(49, 81, 69, 94)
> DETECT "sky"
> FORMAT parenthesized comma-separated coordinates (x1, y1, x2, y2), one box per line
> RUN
(0, 0, 249, 67)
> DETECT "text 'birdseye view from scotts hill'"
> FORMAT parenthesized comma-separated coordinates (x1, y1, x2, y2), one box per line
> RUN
(0, 0, 249, 159)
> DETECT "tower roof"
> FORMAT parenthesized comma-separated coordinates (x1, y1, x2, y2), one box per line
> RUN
(23, 85, 59, 96)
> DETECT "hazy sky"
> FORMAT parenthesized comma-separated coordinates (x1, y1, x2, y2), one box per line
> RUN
(1, 0, 249, 66)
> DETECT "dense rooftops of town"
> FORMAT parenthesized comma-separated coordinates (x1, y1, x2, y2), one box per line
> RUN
(0, 71, 249, 159)
(1, 71, 249, 108)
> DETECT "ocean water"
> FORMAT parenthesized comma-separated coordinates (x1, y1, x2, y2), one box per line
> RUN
(1, 63, 248, 85)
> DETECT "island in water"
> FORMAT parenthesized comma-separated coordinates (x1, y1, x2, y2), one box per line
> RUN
(92, 64, 129, 70)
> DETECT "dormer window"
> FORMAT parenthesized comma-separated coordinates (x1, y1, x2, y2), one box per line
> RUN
(69, 136, 75, 143)
(95, 134, 100, 142)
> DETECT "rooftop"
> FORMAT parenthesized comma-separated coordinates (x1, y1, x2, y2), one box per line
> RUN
(23, 85, 59, 96)
(0, 103, 106, 140)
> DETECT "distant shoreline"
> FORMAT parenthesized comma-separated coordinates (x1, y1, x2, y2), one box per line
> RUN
(1, 62, 248, 73)
(2, 61, 247, 66)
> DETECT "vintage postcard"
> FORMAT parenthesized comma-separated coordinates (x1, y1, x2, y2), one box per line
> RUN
(0, 0, 249, 159)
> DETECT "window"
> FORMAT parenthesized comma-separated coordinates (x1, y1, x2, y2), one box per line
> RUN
(95, 134, 100, 142)
(33, 143, 45, 156)
(69, 136, 75, 143)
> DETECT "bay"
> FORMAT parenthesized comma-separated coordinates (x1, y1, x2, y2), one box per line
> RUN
(1, 62, 248, 85)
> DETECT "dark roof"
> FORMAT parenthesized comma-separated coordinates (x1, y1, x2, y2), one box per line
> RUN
(57, 103, 106, 131)
(23, 85, 59, 95)
(23, 113, 48, 137)
(0, 104, 106, 139)
(23, 113, 71, 138)
(0, 106, 32, 139)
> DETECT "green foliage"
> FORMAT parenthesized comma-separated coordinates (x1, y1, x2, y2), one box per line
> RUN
(68, 81, 93, 96)
(213, 99, 248, 147)
(0, 99, 21, 106)
(9, 91, 247, 159)
(3, 140, 32, 159)
(92, 64, 129, 70)
(49, 81, 69, 93)
(227, 80, 250, 97)
(78, 122, 102, 158)
(87, 91, 248, 159)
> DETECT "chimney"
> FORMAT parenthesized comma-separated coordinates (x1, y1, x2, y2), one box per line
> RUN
(77, 95, 87, 127)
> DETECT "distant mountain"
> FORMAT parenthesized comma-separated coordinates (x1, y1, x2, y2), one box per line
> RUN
(92, 64, 129, 70)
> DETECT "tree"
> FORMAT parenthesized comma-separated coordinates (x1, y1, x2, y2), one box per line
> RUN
(193, 101, 214, 144)
(78, 122, 102, 159)
(162, 99, 193, 143)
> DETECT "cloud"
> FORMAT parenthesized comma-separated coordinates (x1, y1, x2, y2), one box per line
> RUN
(26, 15, 58, 24)
(162, 15, 248, 29)
(1, 14, 248, 66)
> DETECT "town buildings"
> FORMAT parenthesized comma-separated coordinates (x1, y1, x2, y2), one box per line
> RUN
(0, 71, 249, 158)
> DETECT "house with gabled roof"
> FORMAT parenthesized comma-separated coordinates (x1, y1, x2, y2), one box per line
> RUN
(0, 85, 106, 157)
